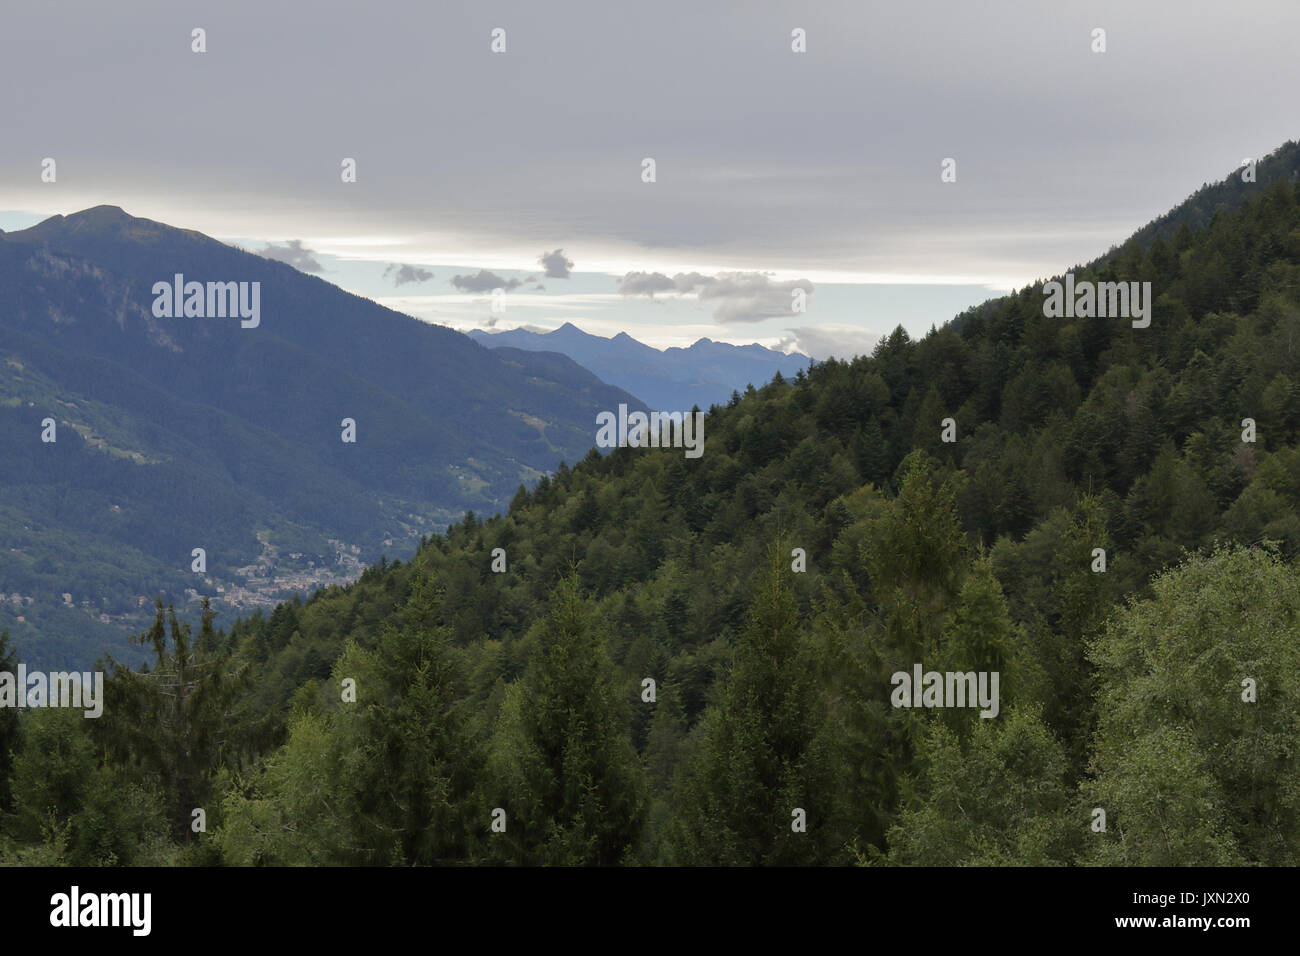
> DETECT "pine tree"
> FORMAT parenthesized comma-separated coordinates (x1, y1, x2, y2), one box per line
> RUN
(353, 574, 484, 863)
(866, 451, 967, 661)
(219, 574, 484, 865)
(669, 551, 843, 865)
(99, 597, 251, 841)
(0, 632, 19, 814)
(488, 575, 646, 864)
(7, 707, 170, 865)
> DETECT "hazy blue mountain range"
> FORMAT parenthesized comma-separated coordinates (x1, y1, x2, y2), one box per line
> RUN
(468, 322, 810, 411)
(0, 206, 644, 667)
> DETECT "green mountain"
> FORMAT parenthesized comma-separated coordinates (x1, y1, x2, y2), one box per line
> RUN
(4, 142, 1300, 866)
(0, 207, 645, 668)
(1114, 139, 1300, 255)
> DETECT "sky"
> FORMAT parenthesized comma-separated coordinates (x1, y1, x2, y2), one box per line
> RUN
(2, 0, 1298, 359)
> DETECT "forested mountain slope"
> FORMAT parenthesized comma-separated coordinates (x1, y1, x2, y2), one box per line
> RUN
(1113, 140, 1300, 256)
(0, 207, 643, 667)
(3, 145, 1299, 866)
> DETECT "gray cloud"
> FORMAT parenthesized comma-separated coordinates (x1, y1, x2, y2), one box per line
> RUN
(259, 239, 323, 273)
(451, 269, 522, 293)
(4, 0, 1297, 338)
(617, 271, 677, 296)
(690, 272, 815, 324)
(384, 263, 434, 286)
(538, 249, 573, 279)
(619, 269, 814, 323)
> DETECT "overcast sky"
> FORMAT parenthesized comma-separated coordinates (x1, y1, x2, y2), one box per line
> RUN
(3, 0, 1297, 358)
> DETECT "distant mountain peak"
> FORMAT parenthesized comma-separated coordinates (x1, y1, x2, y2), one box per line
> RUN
(72, 204, 133, 221)
(0, 206, 645, 664)
(40, 205, 138, 231)
(7, 204, 220, 250)
(549, 322, 596, 340)
(469, 323, 808, 410)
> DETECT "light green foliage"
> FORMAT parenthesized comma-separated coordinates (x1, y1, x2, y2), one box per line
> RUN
(886, 708, 1078, 866)
(220, 576, 483, 864)
(1086, 545, 1300, 864)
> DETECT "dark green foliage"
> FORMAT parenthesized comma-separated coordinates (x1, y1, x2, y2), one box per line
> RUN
(217, 577, 484, 865)
(668, 553, 844, 865)
(488, 575, 646, 865)
(98, 597, 254, 841)
(0, 633, 19, 814)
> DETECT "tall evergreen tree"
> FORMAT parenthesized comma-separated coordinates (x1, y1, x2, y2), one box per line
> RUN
(99, 597, 251, 841)
(488, 574, 646, 864)
(669, 551, 844, 865)
(0, 632, 19, 814)
(220, 573, 484, 864)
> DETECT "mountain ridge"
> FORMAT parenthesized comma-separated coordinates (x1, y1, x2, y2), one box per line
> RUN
(0, 206, 645, 667)
(468, 322, 809, 410)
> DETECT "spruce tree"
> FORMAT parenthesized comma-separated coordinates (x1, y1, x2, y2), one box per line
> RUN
(220, 573, 484, 865)
(488, 574, 646, 864)
(669, 551, 842, 865)
(0, 632, 19, 814)
(100, 597, 250, 841)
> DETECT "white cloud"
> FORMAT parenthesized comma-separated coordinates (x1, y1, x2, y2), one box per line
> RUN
(618, 270, 814, 323)
(259, 239, 323, 273)
(777, 326, 881, 362)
